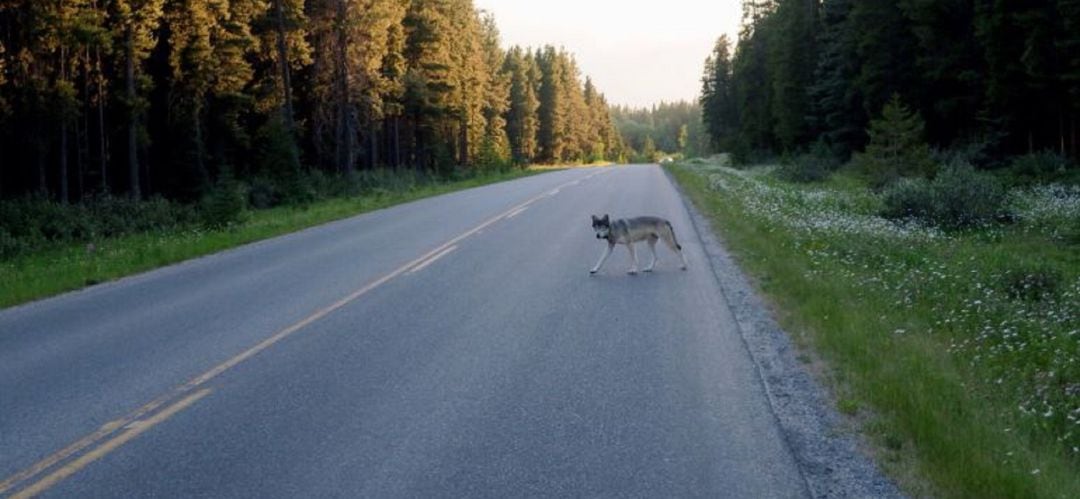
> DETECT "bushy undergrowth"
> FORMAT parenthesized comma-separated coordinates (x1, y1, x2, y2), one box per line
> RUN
(881, 163, 1007, 229)
(0, 195, 196, 259)
(1004, 151, 1079, 187)
(775, 142, 841, 183)
(0, 167, 517, 261)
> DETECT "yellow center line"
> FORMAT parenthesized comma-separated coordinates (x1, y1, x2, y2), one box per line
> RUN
(408, 245, 457, 274)
(505, 206, 529, 219)
(11, 389, 212, 499)
(0, 169, 604, 496)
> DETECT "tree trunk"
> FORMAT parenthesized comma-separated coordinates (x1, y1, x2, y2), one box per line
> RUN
(393, 116, 401, 168)
(37, 139, 47, 196)
(368, 126, 378, 169)
(59, 46, 69, 204)
(1071, 113, 1076, 159)
(96, 46, 108, 194)
(273, 0, 296, 133)
(1061, 108, 1066, 156)
(333, 0, 352, 173)
(194, 101, 206, 187)
(126, 26, 140, 199)
(459, 119, 468, 166)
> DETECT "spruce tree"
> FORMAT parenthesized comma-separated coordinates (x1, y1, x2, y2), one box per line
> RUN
(503, 46, 539, 164)
(767, 0, 818, 151)
(700, 35, 736, 152)
(535, 46, 564, 163)
(856, 94, 935, 187)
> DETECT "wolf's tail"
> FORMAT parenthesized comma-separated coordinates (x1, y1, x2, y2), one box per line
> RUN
(666, 221, 682, 250)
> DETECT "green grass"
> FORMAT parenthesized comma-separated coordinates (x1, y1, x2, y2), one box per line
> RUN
(668, 160, 1080, 498)
(0, 168, 548, 309)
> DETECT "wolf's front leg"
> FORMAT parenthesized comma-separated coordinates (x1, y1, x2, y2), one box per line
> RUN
(626, 242, 639, 275)
(590, 243, 613, 274)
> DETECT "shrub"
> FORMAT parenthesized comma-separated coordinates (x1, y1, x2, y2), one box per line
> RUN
(881, 177, 933, 220)
(0, 227, 27, 259)
(880, 163, 1006, 229)
(1005, 151, 1077, 186)
(0, 194, 194, 260)
(930, 163, 1006, 229)
(1000, 265, 1062, 302)
(775, 142, 839, 183)
(246, 177, 280, 209)
(199, 178, 248, 229)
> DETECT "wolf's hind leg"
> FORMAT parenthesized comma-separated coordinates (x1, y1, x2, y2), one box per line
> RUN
(661, 228, 688, 270)
(645, 236, 658, 272)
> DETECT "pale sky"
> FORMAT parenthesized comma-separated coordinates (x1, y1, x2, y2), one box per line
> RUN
(474, 0, 743, 109)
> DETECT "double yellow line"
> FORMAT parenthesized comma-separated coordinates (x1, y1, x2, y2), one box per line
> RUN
(0, 170, 599, 497)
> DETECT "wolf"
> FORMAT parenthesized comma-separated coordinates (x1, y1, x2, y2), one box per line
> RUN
(590, 214, 688, 275)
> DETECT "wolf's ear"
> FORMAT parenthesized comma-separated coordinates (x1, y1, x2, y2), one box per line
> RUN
(591, 214, 598, 223)
(601, 214, 610, 223)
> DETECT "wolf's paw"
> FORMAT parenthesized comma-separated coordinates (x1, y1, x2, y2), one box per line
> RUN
(643, 267, 654, 273)
(681, 265, 688, 271)
(627, 269, 638, 275)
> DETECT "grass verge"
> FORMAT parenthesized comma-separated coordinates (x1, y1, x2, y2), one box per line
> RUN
(668, 159, 1079, 498)
(0, 168, 550, 309)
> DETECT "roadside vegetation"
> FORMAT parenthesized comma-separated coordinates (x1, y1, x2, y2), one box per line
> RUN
(691, 1, 1080, 495)
(0, 167, 543, 308)
(671, 153, 1078, 497)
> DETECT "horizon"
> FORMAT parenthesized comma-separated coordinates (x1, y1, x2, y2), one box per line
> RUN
(474, 0, 743, 109)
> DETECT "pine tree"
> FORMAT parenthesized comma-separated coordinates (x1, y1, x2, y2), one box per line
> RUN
(113, 0, 163, 198)
(535, 46, 564, 163)
(850, 0, 919, 121)
(444, 0, 489, 168)
(731, 7, 776, 160)
(502, 46, 539, 164)
(557, 52, 588, 162)
(309, 0, 407, 172)
(768, 0, 818, 151)
(855, 94, 935, 187)
(808, 0, 863, 157)
(155, 0, 261, 196)
(401, 0, 459, 169)
(582, 77, 606, 162)
(898, 0, 983, 148)
(700, 35, 736, 152)
(477, 12, 510, 169)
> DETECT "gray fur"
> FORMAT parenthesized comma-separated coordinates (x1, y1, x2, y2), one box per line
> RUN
(590, 214, 688, 275)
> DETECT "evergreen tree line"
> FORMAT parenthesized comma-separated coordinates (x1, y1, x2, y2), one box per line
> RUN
(610, 101, 708, 162)
(700, 0, 1080, 164)
(0, 0, 623, 203)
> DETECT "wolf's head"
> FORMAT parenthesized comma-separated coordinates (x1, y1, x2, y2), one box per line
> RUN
(591, 214, 611, 240)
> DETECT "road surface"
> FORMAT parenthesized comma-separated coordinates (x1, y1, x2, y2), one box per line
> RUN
(0, 165, 809, 497)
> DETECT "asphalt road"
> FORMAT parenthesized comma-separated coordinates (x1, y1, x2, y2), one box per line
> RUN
(0, 165, 808, 498)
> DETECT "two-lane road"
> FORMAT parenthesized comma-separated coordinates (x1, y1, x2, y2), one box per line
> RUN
(1, 165, 808, 497)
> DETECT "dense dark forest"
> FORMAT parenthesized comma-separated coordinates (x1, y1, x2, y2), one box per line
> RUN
(700, 0, 1080, 166)
(0, 0, 623, 202)
(610, 101, 708, 162)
